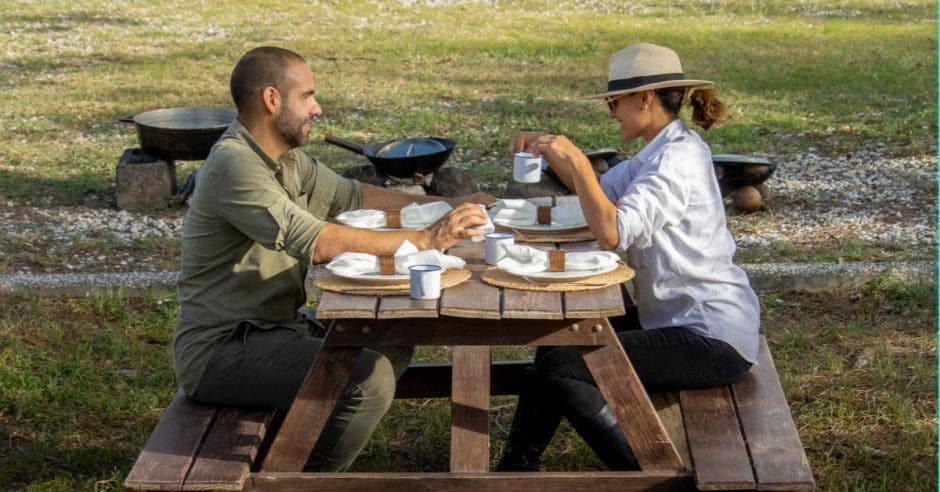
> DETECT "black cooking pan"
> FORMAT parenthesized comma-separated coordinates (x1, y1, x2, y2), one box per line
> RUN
(324, 134, 455, 178)
(712, 154, 776, 195)
(119, 107, 236, 161)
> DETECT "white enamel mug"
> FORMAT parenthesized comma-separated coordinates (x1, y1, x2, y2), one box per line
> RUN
(513, 152, 543, 183)
(484, 232, 515, 265)
(409, 264, 442, 300)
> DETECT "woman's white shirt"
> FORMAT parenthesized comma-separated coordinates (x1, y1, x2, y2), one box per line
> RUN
(599, 119, 760, 363)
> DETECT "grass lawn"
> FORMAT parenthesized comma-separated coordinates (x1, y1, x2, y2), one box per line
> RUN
(0, 280, 936, 491)
(2, 0, 935, 204)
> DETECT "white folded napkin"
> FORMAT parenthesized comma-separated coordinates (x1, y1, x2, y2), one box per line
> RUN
(335, 209, 386, 229)
(325, 240, 465, 276)
(487, 199, 585, 227)
(551, 203, 587, 226)
(401, 201, 453, 229)
(496, 244, 620, 276)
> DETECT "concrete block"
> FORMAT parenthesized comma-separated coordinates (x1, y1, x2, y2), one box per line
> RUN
(116, 148, 175, 211)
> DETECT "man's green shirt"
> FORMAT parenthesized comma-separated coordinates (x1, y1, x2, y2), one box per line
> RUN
(173, 119, 362, 395)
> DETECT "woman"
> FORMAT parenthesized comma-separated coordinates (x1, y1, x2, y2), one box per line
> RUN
(497, 43, 761, 471)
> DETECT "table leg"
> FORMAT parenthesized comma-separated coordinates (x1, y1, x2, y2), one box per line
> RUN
(449, 345, 491, 472)
(580, 318, 684, 471)
(260, 346, 363, 472)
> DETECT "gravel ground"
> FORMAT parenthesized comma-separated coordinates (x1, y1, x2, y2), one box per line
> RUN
(0, 150, 936, 275)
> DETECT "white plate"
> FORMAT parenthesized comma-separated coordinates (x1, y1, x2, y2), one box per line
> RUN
(508, 221, 589, 233)
(335, 219, 425, 231)
(506, 262, 619, 282)
(332, 271, 409, 284)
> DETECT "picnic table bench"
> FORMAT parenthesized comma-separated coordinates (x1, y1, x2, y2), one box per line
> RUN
(124, 336, 813, 491)
(125, 196, 813, 491)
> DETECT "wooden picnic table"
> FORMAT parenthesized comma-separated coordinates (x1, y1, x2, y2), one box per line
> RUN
(125, 195, 813, 491)
(252, 196, 690, 489)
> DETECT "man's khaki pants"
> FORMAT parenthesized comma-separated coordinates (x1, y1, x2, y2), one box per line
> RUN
(190, 322, 413, 472)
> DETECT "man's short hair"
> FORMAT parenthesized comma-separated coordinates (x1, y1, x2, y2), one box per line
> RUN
(230, 47, 306, 112)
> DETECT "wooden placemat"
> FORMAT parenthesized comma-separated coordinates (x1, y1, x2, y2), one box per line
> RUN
(314, 268, 472, 296)
(480, 264, 635, 291)
(501, 226, 595, 243)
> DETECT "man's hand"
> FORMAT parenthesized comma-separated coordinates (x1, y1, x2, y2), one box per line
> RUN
(423, 203, 490, 250)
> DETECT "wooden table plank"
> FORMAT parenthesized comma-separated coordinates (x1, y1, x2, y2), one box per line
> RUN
(124, 390, 217, 491)
(249, 470, 695, 490)
(441, 263, 501, 319)
(582, 322, 684, 471)
(450, 346, 491, 472)
(395, 360, 531, 399)
(502, 289, 564, 319)
(558, 241, 627, 319)
(261, 347, 362, 472)
(732, 337, 815, 490)
(446, 239, 485, 263)
(679, 386, 755, 490)
(325, 319, 604, 347)
(185, 407, 275, 490)
(378, 296, 438, 319)
(650, 391, 692, 471)
(564, 286, 625, 319)
(316, 291, 378, 319)
(496, 241, 561, 319)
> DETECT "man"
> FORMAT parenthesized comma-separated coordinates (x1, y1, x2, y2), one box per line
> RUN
(172, 46, 493, 472)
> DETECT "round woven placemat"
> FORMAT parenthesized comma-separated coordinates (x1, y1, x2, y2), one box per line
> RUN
(480, 264, 635, 291)
(501, 226, 595, 243)
(314, 268, 472, 296)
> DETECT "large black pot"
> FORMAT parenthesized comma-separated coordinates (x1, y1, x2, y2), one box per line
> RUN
(119, 107, 236, 161)
(324, 134, 455, 178)
(712, 154, 776, 195)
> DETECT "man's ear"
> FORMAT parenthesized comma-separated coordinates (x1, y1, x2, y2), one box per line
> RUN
(261, 86, 281, 115)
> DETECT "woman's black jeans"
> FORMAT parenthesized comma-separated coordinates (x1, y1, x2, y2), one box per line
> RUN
(534, 308, 753, 423)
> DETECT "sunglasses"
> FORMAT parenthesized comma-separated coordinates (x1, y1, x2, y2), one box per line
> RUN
(604, 94, 626, 111)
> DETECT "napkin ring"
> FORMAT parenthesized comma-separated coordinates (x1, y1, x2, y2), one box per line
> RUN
(386, 209, 401, 228)
(379, 255, 396, 275)
(549, 250, 566, 272)
(537, 206, 552, 225)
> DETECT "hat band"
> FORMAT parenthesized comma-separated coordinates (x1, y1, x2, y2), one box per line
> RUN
(608, 72, 685, 92)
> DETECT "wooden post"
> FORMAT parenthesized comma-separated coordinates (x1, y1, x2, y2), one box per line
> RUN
(261, 347, 363, 472)
(450, 346, 491, 472)
(581, 320, 684, 471)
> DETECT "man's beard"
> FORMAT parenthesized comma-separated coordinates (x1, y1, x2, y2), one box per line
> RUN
(274, 107, 311, 148)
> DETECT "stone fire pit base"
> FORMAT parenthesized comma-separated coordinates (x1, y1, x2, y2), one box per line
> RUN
(341, 165, 480, 197)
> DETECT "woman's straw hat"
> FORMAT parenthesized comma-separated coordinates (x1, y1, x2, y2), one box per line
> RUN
(583, 43, 713, 99)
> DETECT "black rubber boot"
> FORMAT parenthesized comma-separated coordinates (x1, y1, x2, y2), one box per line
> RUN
(568, 404, 641, 471)
(495, 368, 563, 471)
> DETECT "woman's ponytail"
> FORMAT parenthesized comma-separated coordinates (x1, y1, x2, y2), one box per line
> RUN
(689, 88, 727, 130)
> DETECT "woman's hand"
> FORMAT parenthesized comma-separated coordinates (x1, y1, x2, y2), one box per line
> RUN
(422, 202, 490, 250)
(517, 133, 589, 172)
(508, 132, 620, 250)
(509, 132, 593, 190)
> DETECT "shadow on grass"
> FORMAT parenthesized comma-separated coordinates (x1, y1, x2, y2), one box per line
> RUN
(0, 438, 139, 488)
(3, 10, 146, 33)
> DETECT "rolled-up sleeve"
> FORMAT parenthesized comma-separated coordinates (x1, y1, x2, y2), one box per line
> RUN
(298, 153, 363, 218)
(215, 157, 323, 261)
(614, 151, 689, 251)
